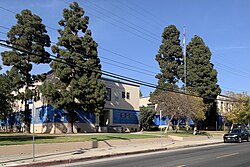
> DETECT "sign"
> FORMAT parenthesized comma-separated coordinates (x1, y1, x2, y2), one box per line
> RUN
(27, 100, 33, 104)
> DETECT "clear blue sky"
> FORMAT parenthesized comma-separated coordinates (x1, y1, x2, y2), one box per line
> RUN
(0, 0, 249, 96)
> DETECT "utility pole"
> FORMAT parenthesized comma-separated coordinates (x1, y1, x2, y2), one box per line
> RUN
(32, 98, 35, 162)
(183, 27, 187, 93)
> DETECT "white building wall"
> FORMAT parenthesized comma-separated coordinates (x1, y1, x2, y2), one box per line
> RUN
(103, 78, 140, 111)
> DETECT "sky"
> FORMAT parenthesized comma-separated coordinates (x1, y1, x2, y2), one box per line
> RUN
(0, 0, 249, 97)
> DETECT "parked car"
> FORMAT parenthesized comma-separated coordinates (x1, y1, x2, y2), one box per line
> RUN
(223, 126, 250, 143)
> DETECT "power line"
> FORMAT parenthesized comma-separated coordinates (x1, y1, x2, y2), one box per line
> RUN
(0, 5, 248, 96)
(128, 1, 167, 27)
(220, 86, 250, 93)
(0, 40, 157, 88)
(0, 6, 16, 15)
(0, 31, 6, 35)
(84, 0, 160, 39)
(2, 26, 248, 93)
(72, 1, 159, 44)
(113, 1, 164, 28)
(1, 3, 249, 80)
(0, 25, 249, 94)
(101, 61, 155, 77)
(0, 26, 159, 77)
(0, 40, 242, 103)
(99, 47, 158, 71)
(100, 56, 156, 75)
(85, 12, 157, 44)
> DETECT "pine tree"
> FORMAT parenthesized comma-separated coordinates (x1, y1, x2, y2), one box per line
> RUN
(186, 35, 220, 99)
(0, 70, 15, 122)
(155, 25, 183, 91)
(1, 10, 51, 133)
(186, 35, 221, 128)
(40, 2, 106, 133)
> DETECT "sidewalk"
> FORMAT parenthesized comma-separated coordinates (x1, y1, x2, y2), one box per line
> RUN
(0, 134, 223, 167)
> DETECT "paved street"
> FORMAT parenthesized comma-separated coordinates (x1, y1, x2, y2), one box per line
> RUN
(57, 142, 250, 167)
(0, 135, 223, 166)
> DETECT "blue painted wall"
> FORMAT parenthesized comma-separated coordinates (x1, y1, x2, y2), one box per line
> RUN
(0, 112, 21, 126)
(34, 105, 95, 124)
(113, 109, 139, 124)
(153, 115, 194, 126)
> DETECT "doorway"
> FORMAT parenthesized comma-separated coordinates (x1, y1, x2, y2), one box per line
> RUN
(99, 110, 110, 126)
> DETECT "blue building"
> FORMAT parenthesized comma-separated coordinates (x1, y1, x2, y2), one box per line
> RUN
(14, 77, 140, 133)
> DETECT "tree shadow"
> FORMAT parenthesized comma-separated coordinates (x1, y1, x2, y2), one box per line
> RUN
(0, 135, 57, 145)
(90, 135, 130, 148)
(38, 105, 67, 133)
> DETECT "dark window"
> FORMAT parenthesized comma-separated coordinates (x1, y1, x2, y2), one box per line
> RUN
(120, 113, 123, 118)
(124, 113, 127, 118)
(126, 92, 130, 99)
(122, 91, 125, 98)
(106, 88, 111, 101)
(115, 96, 119, 102)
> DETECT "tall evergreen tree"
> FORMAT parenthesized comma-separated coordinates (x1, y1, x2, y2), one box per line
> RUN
(0, 69, 15, 121)
(186, 35, 221, 128)
(40, 2, 106, 133)
(155, 25, 183, 91)
(0, 10, 51, 133)
(151, 25, 183, 132)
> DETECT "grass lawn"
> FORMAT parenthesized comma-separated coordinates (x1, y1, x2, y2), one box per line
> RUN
(142, 130, 226, 137)
(143, 131, 195, 137)
(0, 130, 227, 146)
(0, 133, 159, 146)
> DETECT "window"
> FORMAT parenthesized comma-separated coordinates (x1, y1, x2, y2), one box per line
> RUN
(122, 91, 125, 98)
(115, 96, 119, 102)
(120, 113, 123, 118)
(220, 102, 223, 111)
(126, 92, 130, 99)
(106, 88, 111, 101)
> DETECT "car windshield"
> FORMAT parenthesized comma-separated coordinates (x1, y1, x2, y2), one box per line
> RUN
(229, 128, 240, 133)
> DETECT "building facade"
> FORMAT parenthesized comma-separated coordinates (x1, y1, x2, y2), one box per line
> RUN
(216, 94, 235, 130)
(9, 77, 140, 133)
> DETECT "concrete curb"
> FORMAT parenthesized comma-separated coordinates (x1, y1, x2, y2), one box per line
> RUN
(7, 141, 223, 167)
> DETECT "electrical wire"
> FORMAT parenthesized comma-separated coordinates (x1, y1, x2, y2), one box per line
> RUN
(0, 4, 248, 100)
(0, 40, 243, 103)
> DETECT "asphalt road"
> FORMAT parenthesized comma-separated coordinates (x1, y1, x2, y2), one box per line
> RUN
(55, 142, 250, 167)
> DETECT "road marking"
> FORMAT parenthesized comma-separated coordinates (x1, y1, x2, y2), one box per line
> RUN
(216, 152, 239, 159)
(176, 165, 186, 167)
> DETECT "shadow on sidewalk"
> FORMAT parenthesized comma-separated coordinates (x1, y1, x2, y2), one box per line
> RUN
(0, 148, 86, 164)
(91, 136, 131, 148)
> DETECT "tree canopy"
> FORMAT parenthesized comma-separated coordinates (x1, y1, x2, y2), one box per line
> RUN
(155, 25, 183, 91)
(0, 70, 15, 121)
(139, 106, 156, 131)
(224, 92, 250, 125)
(186, 35, 221, 100)
(40, 2, 106, 133)
(0, 9, 51, 133)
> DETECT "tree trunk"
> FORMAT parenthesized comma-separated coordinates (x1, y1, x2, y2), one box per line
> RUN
(24, 101, 31, 134)
(175, 119, 180, 133)
(193, 121, 198, 135)
(185, 118, 189, 132)
(165, 115, 174, 133)
(66, 112, 74, 134)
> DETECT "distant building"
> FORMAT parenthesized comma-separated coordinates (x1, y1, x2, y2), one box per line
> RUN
(139, 96, 170, 127)
(216, 94, 236, 129)
(12, 73, 140, 133)
(140, 94, 237, 129)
